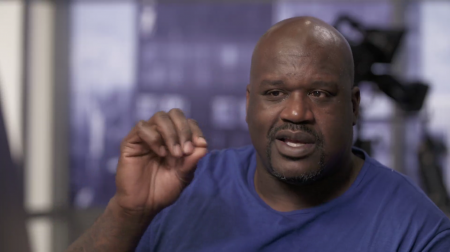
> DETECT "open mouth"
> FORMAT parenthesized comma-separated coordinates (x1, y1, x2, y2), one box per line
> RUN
(278, 138, 310, 148)
(274, 131, 317, 158)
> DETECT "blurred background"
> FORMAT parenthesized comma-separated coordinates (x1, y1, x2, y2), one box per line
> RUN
(1, 0, 450, 251)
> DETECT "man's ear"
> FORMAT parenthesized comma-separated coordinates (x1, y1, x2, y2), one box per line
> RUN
(246, 84, 250, 123)
(351, 86, 360, 126)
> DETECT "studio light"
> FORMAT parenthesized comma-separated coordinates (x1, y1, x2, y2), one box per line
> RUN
(334, 15, 429, 112)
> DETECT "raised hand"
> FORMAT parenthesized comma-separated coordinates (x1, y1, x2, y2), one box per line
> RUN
(66, 109, 207, 252)
(113, 108, 208, 217)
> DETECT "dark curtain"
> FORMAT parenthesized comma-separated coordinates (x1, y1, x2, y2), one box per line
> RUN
(0, 89, 30, 252)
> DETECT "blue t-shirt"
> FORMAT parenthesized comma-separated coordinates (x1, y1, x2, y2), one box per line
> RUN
(136, 146, 450, 251)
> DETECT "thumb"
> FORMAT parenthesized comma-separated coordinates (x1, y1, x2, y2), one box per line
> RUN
(178, 147, 208, 176)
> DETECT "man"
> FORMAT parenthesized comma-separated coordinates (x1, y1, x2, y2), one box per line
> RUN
(67, 17, 450, 252)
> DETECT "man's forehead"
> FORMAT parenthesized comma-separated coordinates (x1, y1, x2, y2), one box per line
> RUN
(256, 31, 342, 61)
(254, 33, 343, 71)
(255, 45, 341, 74)
(251, 51, 350, 91)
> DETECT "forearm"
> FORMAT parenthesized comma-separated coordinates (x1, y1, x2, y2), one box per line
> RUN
(66, 197, 154, 252)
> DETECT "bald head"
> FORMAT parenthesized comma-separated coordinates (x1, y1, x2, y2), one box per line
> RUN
(250, 16, 354, 87)
(246, 17, 361, 188)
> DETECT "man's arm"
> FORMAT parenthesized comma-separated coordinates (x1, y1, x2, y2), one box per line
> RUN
(66, 109, 208, 251)
(66, 197, 153, 252)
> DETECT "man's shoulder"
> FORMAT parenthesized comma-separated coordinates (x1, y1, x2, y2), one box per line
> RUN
(361, 154, 450, 229)
(363, 156, 429, 200)
(351, 154, 450, 250)
(363, 155, 434, 206)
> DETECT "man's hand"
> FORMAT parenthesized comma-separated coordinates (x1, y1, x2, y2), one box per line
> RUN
(113, 108, 208, 217)
(66, 109, 207, 252)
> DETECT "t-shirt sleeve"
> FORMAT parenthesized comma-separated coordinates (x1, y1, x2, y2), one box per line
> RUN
(421, 229, 450, 252)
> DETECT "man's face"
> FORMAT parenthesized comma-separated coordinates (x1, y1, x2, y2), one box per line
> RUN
(246, 39, 359, 185)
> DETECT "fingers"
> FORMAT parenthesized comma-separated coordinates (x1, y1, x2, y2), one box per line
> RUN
(135, 121, 167, 156)
(178, 146, 208, 180)
(167, 109, 194, 155)
(151, 111, 183, 157)
(120, 121, 165, 157)
(145, 109, 207, 158)
(188, 119, 208, 148)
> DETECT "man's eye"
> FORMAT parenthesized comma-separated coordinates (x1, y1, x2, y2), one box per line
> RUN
(309, 91, 326, 98)
(269, 91, 281, 96)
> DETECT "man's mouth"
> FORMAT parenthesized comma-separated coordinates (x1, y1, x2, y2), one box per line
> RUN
(273, 131, 317, 158)
(275, 130, 316, 144)
(281, 139, 308, 148)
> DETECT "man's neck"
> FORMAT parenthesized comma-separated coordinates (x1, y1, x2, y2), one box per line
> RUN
(254, 152, 364, 212)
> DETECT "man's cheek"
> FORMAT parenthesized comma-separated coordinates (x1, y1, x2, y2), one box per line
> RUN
(252, 110, 268, 129)
(323, 123, 349, 147)
(248, 110, 265, 139)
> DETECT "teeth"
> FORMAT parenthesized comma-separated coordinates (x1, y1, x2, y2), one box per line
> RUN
(286, 141, 303, 147)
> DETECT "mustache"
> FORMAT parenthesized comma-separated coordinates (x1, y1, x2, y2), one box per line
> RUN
(267, 123, 323, 144)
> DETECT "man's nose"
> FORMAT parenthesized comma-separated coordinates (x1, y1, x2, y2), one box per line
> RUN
(280, 93, 314, 124)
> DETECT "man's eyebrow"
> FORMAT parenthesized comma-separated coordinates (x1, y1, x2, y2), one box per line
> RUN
(311, 81, 339, 89)
(260, 80, 285, 86)
(260, 80, 339, 89)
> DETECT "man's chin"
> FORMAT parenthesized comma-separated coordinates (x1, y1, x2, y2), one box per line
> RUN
(266, 141, 326, 185)
(268, 155, 325, 185)
(269, 166, 324, 186)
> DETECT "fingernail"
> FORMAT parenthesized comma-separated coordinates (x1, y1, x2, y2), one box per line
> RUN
(159, 146, 166, 156)
(174, 144, 182, 157)
(197, 137, 207, 146)
(183, 141, 193, 154)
